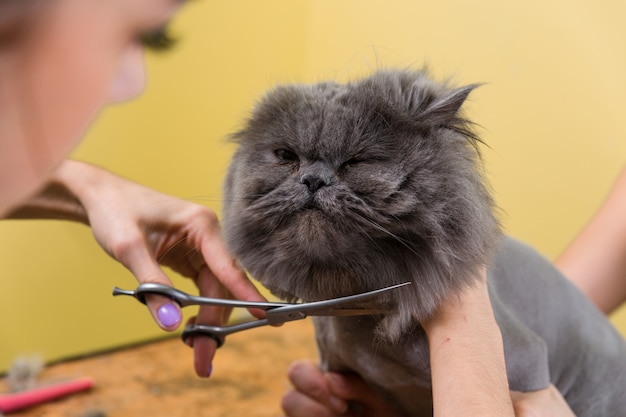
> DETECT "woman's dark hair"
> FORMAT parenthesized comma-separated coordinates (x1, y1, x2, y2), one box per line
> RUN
(0, 0, 47, 49)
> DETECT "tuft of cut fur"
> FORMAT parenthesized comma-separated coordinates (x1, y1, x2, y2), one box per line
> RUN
(222, 69, 500, 341)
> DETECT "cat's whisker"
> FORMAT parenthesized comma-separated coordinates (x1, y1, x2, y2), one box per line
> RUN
(181, 195, 225, 203)
(156, 236, 189, 264)
(351, 221, 386, 255)
(263, 211, 289, 238)
(182, 193, 273, 206)
(348, 208, 420, 257)
(150, 223, 218, 277)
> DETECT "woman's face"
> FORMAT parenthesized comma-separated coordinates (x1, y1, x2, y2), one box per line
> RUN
(0, 0, 183, 214)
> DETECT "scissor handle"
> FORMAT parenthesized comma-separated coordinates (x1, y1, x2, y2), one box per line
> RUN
(182, 325, 226, 348)
(181, 318, 273, 348)
(112, 283, 287, 309)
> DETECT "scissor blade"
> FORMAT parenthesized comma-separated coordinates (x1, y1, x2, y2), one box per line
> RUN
(308, 307, 389, 316)
(265, 282, 410, 324)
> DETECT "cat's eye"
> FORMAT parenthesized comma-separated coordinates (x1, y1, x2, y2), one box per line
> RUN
(342, 158, 363, 168)
(275, 149, 299, 163)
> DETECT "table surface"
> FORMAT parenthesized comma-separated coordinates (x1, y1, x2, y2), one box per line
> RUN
(0, 319, 318, 417)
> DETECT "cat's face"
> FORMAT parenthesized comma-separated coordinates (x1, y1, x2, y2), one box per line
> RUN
(222, 70, 500, 339)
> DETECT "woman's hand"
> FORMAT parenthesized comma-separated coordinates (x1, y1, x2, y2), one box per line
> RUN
(281, 360, 575, 417)
(8, 160, 266, 377)
(281, 272, 574, 417)
(66, 161, 266, 378)
(281, 359, 407, 417)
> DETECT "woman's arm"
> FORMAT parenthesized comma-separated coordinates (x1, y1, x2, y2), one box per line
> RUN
(5, 159, 266, 378)
(556, 167, 626, 314)
(421, 268, 515, 417)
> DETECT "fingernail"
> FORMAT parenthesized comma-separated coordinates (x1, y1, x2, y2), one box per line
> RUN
(157, 303, 181, 327)
(326, 375, 349, 413)
(329, 395, 348, 414)
(207, 363, 213, 378)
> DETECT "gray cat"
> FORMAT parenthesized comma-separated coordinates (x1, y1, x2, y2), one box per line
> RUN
(222, 69, 626, 416)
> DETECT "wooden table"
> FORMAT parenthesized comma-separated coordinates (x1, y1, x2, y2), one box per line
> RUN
(0, 320, 318, 417)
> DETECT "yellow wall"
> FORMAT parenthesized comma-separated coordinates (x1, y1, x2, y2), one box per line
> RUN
(1, 0, 625, 372)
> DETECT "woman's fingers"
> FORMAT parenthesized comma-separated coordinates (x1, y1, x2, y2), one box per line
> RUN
(122, 242, 183, 331)
(281, 389, 343, 417)
(284, 360, 407, 417)
(185, 266, 233, 378)
(283, 360, 348, 417)
(198, 221, 267, 318)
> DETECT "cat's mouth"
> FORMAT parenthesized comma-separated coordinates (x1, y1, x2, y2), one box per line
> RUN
(298, 201, 337, 226)
(299, 193, 326, 212)
(302, 199, 321, 211)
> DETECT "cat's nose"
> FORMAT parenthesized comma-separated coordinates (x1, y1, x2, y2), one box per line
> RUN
(300, 161, 334, 193)
(301, 174, 327, 193)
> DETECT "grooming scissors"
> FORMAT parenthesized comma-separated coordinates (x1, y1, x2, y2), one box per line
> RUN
(112, 281, 410, 348)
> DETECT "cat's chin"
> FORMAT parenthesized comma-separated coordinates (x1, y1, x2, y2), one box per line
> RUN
(288, 210, 353, 259)
(263, 285, 302, 304)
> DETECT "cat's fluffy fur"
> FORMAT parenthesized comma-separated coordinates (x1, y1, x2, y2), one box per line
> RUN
(222, 69, 626, 415)
(224, 70, 499, 341)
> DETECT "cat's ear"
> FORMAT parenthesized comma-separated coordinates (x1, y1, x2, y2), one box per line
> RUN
(419, 84, 479, 125)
